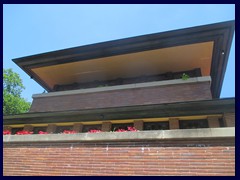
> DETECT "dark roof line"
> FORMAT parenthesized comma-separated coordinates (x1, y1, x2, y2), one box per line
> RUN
(12, 20, 235, 97)
(3, 98, 235, 125)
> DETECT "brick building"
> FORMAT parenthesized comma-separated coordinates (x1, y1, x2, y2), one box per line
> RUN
(3, 21, 235, 176)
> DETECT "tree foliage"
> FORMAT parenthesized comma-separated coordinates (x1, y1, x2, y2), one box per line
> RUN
(3, 68, 31, 115)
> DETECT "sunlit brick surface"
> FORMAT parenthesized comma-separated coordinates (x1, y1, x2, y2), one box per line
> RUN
(3, 138, 234, 176)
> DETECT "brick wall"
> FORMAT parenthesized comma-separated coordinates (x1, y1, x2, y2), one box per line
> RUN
(3, 138, 235, 176)
(30, 82, 212, 112)
(224, 113, 235, 127)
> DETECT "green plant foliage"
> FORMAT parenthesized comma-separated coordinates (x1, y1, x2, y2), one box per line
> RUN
(181, 73, 190, 80)
(3, 68, 31, 115)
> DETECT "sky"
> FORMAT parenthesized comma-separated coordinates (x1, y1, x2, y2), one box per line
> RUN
(3, 4, 235, 102)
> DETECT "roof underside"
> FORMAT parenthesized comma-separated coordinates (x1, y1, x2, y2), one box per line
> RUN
(13, 20, 235, 98)
(31, 42, 214, 89)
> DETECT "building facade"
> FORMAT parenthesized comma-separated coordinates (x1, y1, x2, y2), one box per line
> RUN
(3, 21, 235, 176)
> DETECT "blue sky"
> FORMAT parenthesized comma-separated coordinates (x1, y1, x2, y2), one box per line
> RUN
(3, 4, 235, 102)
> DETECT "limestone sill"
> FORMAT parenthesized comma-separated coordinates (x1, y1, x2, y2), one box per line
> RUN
(3, 127, 234, 143)
(32, 76, 211, 98)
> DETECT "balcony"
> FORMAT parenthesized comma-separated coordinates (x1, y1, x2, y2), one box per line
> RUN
(29, 76, 212, 112)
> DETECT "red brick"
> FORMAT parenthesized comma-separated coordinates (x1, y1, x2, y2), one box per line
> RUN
(134, 120, 144, 130)
(3, 138, 235, 176)
(23, 125, 33, 131)
(30, 82, 212, 112)
(224, 113, 235, 127)
(169, 118, 179, 129)
(101, 122, 111, 132)
(207, 116, 220, 128)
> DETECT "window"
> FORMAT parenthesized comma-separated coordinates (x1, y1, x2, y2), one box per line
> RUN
(179, 119, 208, 129)
(56, 126, 73, 133)
(82, 124, 102, 133)
(144, 121, 169, 130)
(111, 123, 133, 131)
(219, 118, 225, 127)
(33, 127, 47, 134)
(11, 128, 23, 135)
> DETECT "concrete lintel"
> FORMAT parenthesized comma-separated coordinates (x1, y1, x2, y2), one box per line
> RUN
(3, 127, 234, 143)
(32, 76, 211, 98)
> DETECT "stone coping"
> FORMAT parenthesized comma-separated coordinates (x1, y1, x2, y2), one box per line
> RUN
(32, 76, 211, 98)
(3, 127, 234, 143)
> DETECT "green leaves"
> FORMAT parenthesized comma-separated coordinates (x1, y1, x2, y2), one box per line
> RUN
(3, 68, 31, 115)
(181, 73, 190, 80)
(3, 68, 24, 97)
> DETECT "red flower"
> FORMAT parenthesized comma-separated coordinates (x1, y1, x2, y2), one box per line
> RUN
(127, 126, 138, 132)
(115, 128, 128, 132)
(3, 130, 11, 135)
(114, 126, 138, 132)
(38, 131, 48, 134)
(62, 130, 77, 134)
(15, 130, 33, 135)
(88, 129, 102, 133)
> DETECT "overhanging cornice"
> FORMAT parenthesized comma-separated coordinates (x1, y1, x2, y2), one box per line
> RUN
(13, 20, 235, 98)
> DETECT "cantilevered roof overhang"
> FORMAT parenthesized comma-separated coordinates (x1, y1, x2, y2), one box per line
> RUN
(13, 20, 235, 98)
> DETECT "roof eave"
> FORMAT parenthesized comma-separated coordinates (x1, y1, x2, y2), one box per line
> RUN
(13, 20, 235, 97)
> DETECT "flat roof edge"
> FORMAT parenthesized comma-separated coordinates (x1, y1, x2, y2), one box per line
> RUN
(12, 20, 235, 97)
(12, 20, 235, 63)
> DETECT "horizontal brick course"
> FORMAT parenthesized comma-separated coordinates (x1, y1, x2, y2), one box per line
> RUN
(3, 138, 234, 176)
(30, 82, 212, 112)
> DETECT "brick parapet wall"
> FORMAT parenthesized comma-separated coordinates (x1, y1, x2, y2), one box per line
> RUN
(30, 81, 212, 112)
(3, 138, 235, 176)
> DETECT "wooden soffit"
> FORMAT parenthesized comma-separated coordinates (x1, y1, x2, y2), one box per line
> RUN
(13, 21, 235, 98)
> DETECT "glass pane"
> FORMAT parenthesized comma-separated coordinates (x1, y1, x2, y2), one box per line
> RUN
(144, 121, 169, 130)
(219, 118, 225, 127)
(82, 124, 102, 133)
(33, 127, 47, 134)
(56, 126, 73, 133)
(179, 119, 209, 129)
(11, 128, 24, 135)
(111, 123, 133, 131)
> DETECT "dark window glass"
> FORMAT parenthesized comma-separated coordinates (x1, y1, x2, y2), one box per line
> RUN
(33, 127, 47, 134)
(179, 119, 208, 129)
(11, 128, 24, 135)
(219, 118, 225, 127)
(82, 124, 102, 133)
(56, 126, 73, 133)
(111, 123, 133, 131)
(144, 121, 169, 130)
